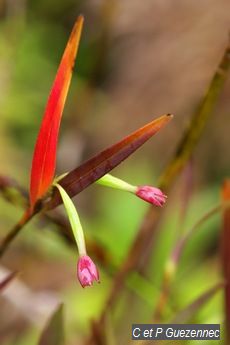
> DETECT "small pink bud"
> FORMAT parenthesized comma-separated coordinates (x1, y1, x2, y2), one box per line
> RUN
(77, 255, 99, 288)
(136, 186, 167, 207)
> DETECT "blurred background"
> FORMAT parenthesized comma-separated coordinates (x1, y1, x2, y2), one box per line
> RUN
(0, 0, 229, 344)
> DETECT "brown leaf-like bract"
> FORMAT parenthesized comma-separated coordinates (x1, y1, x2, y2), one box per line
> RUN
(45, 114, 173, 210)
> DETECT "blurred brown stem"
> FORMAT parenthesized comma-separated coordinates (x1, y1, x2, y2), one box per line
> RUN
(0, 175, 28, 207)
(221, 179, 230, 344)
(152, 269, 172, 322)
(0, 209, 32, 258)
(171, 202, 225, 265)
(159, 41, 230, 190)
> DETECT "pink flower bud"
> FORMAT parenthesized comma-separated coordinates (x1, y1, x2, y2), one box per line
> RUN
(136, 186, 167, 207)
(77, 255, 99, 288)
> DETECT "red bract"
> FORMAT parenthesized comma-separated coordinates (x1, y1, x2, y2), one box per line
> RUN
(29, 16, 84, 209)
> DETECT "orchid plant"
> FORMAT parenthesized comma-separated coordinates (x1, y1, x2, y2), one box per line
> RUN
(24, 16, 172, 287)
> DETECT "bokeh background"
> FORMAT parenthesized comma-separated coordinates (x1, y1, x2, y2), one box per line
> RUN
(0, 0, 230, 344)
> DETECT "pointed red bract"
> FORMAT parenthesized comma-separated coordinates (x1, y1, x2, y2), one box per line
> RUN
(30, 16, 84, 208)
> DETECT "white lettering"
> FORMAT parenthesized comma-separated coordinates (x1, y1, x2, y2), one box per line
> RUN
(133, 327, 140, 338)
(166, 328, 173, 337)
(214, 330, 220, 338)
(155, 327, 163, 336)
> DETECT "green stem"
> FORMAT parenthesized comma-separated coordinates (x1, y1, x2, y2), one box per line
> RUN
(96, 174, 136, 193)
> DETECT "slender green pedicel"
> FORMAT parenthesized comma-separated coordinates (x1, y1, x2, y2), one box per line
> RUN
(96, 174, 136, 193)
(54, 183, 86, 256)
